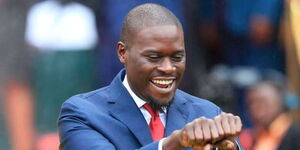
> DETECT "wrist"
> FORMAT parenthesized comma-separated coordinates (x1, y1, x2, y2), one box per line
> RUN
(162, 130, 184, 150)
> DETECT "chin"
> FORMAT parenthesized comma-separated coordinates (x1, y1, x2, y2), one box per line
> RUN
(146, 95, 174, 111)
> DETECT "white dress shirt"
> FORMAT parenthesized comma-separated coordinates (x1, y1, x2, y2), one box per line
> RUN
(122, 75, 166, 150)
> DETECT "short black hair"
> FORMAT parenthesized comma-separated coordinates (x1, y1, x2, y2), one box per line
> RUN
(120, 3, 183, 46)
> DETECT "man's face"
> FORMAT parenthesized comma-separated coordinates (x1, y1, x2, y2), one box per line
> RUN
(119, 25, 185, 107)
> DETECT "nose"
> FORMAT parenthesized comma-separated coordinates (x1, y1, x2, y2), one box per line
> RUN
(157, 58, 175, 74)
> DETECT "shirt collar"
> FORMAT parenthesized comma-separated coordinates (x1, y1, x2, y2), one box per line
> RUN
(123, 75, 146, 108)
(122, 75, 167, 113)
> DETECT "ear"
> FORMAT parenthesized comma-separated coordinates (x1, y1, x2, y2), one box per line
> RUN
(117, 41, 127, 64)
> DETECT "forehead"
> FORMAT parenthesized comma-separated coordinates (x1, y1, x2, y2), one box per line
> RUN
(136, 25, 183, 37)
(138, 25, 182, 37)
(131, 25, 184, 48)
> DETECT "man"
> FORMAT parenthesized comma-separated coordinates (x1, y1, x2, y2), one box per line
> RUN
(94, 0, 186, 87)
(239, 81, 300, 150)
(58, 3, 243, 150)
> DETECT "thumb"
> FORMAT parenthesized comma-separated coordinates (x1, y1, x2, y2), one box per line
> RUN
(204, 144, 213, 150)
(214, 139, 236, 150)
(193, 143, 213, 150)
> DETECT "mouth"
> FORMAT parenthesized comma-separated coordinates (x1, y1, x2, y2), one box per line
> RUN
(150, 79, 175, 88)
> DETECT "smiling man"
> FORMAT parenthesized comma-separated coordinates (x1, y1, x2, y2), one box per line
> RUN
(58, 3, 243, 150)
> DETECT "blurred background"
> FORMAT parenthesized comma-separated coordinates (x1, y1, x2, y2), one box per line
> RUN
(0, 0, 300, 150)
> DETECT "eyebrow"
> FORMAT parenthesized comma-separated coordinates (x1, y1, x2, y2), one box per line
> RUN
(143, 49, 185, 53)
(174, 49, 185, 53)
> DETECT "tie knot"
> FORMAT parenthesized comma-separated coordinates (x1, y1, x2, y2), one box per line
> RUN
(143, 103, 159, 117)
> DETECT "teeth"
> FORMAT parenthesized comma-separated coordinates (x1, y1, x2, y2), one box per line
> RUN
(152, 80, 173, 85)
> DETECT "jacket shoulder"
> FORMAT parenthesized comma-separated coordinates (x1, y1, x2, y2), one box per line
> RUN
(176, 90, 222, 118)
(60, 86, 111, 116)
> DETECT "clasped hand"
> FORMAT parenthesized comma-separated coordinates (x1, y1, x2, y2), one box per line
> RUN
(164, 113, 242, 150)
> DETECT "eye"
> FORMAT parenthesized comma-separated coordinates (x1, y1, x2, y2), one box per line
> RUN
(171, 54, 184, 61)
(146, 54, 161, 61)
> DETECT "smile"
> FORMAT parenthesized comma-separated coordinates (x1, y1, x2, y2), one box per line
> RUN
(151, 79, 174, 88)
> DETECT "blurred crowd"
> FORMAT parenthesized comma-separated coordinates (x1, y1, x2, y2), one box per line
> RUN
(0, 0, 300, 150)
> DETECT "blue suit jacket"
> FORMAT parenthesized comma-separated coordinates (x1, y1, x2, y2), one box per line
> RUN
(58, 69, 242, 150)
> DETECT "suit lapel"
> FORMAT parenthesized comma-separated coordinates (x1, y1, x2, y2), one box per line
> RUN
(106, 70, 191, 145)
(165, 91, 190, 136)
(107, 70, 153, 146)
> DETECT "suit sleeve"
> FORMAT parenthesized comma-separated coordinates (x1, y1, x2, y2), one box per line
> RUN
(58, 101, 116, 150)
(58, 99, 162, 150)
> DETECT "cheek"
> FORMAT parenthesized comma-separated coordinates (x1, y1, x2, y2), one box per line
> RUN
(128, 63, 154, 87)
(175, 64, 185, 79)
(177, 61, 186, 71)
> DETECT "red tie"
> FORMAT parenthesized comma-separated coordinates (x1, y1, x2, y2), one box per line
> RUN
(143, 103, 165, 141)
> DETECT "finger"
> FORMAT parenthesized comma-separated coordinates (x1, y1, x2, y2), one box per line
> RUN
(214, 139, 236, 150)
(202, 119, 212, 142)
(214, 115, 225, 138)
(192, 143, 213, 150)
(194, 119, 204, 144)
(221, 114, 231, 136)
(234, 116, 242, 134)
(208, 119, 219, 142)
(181, 130, 190, 147)
(228, 114, 236, 135)
(203, 143, 213, 150)
(185, 123, 196, 145)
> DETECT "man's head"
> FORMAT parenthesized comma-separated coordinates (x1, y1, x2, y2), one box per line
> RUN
(246, 81, 284, 128)
(117, 3, 185, 110)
